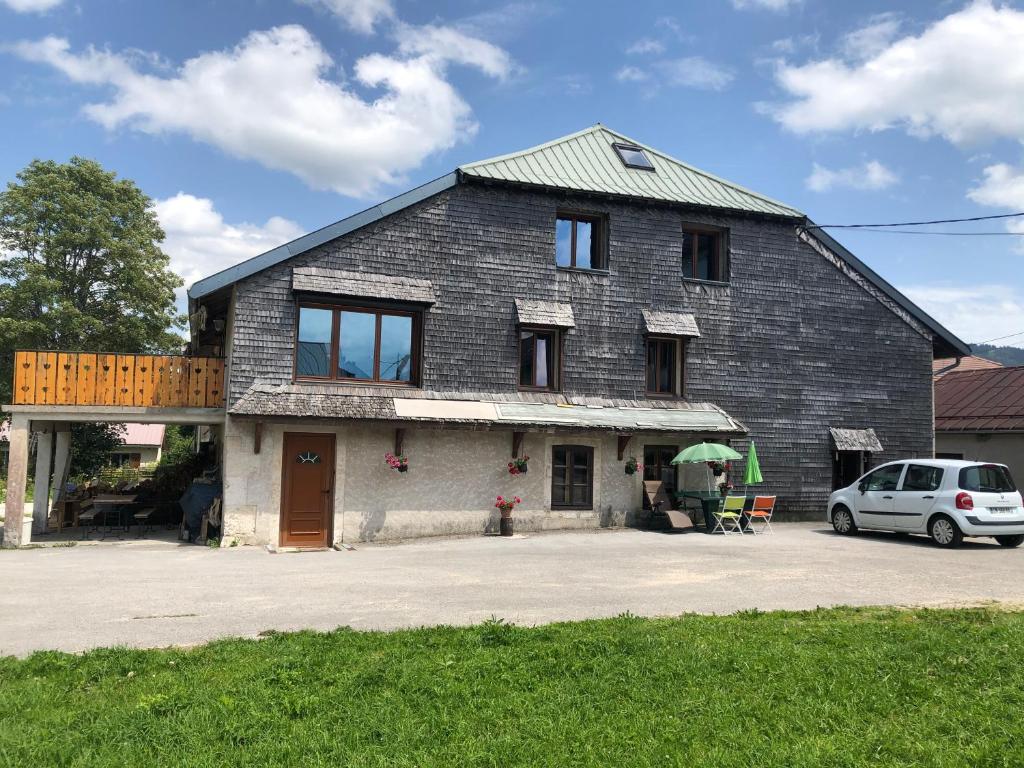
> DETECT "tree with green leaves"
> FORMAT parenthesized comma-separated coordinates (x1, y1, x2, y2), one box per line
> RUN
(0, 157, 185, 480)
(0, 156, 184, 403)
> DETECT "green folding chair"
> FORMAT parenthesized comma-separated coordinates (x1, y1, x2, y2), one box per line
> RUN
(711, 495, 745, 535)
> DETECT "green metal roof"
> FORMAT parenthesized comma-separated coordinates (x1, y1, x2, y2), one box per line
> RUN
(459, 125, 803, 218)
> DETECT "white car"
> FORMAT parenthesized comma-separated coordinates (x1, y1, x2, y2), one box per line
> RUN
(827, 459, 1024, 548)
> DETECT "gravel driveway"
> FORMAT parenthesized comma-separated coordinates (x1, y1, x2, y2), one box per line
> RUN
(1, 523, 1021, 656)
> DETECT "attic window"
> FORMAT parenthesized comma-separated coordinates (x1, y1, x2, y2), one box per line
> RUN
(613, 143, 655, 171)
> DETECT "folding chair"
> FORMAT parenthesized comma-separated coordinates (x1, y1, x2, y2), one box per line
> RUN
(747, 495, 776, 534)
(711, 496, 744, 535)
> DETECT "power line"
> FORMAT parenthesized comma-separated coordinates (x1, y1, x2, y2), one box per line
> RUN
(973, 329, 1024, 345)
(840, 228, 1023, 236)
(804, 211, 1024, 230)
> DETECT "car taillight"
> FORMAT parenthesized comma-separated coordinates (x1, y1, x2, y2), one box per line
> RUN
(956, 492, 974, 510)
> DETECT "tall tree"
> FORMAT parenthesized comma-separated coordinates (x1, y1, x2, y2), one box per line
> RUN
(0, 156, 184, 402)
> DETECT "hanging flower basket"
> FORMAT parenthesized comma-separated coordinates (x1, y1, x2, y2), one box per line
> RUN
(507, 455, 529, 475)
(707, 461, 730, 477)
(385, 452, 409, 473)
(624, 457, 643, 475)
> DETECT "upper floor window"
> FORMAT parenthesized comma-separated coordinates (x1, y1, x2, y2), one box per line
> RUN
(682, 226, 727, 283)
(519, 328, 560, 390)
(556, 212, 607, 270)
(296, 304, 419, 384)
(646, 337, 682, 396)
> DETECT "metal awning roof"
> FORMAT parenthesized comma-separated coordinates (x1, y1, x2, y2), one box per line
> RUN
(830, 427, 883, 452)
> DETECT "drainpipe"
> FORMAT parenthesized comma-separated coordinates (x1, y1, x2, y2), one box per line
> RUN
(934, 355, 964, 377)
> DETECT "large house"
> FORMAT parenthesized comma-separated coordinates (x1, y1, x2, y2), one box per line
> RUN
(2, 126, 969, 548)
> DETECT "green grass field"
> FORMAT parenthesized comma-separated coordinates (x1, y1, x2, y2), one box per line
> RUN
(1, 607, 1022, 767)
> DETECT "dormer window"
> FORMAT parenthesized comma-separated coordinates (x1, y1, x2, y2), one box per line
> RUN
(613, 143, 655, 171)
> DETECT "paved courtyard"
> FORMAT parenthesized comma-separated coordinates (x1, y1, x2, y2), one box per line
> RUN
(2, 523, 1022, 656)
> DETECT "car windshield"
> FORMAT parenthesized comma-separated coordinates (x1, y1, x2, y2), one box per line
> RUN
(958, 464, 1017, 493)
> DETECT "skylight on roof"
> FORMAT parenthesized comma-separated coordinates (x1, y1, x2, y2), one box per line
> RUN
(612, 143, 655, 171)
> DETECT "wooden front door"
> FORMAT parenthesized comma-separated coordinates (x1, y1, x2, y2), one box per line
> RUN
(280, 432, 335, 548)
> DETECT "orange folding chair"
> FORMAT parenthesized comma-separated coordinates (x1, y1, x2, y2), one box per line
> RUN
(748, 495, 776, 534)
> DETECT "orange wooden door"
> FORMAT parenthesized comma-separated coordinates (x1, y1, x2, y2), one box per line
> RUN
(280, 432, 335, 548)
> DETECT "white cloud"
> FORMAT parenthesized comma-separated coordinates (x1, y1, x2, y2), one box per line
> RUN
(10, 24, 511, 198)
(154, 193, 304, 298)
(657, 57, 734, 91)
(967, 163, 1024, 244)
(296, 0, 394, 34)
(805, 160, 898, 192)
(764, 2, 1024, 146)
(615, 66, 648, 83)
(626, 38, 664, 55)
(394, 23, 513, 80)
(1, 0, 63, 12)
(901, 284, 1024, 343)
(839, 12, 901, 60)
(732, 0, 799, 11)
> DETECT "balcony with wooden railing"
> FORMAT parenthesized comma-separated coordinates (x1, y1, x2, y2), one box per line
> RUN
(12, 351, 225, 409)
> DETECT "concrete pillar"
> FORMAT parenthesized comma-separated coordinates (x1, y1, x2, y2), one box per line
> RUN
(32, 429, 54, 535)
(49, 429, 71, 520)
(2, 413, 31, 547)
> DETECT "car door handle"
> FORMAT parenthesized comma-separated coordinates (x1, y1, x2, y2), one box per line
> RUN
(922, 495, 935, 499)
(882, 495, 893, 499)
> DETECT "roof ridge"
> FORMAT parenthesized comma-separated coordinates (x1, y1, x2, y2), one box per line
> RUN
(593, 125, 801, 215)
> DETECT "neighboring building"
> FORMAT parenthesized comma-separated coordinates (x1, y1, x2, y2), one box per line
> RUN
(933, 355, 1001, 379)
(935, 366, 1024, 483)
(3, 126, 970, 548)
(0, 422, 164, 472)
(108, 423, 165, 467)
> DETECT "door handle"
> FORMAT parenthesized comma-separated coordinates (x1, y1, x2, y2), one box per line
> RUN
(882, 495, 893, 499)
(923, 495, 935, 499)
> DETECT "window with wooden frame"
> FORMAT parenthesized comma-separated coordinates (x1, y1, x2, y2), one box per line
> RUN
(646, 337, 683, 396)
(551, 445, 594, 509)
(556, 212, 607, 270)
(681, 225, 727, 282)
(295, 303, 420, 384)
(519, 327, 560, 390)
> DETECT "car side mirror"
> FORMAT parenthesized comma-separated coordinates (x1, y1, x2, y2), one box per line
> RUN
(857, 482, 867, 494)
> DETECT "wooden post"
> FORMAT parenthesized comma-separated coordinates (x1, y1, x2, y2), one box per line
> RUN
(617, 435, 632, 461)
(395, 428, 405, 456)
(511, 431, 525, 458)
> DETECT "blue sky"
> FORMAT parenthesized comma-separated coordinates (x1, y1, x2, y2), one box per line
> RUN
(3, 0, 1024, 345)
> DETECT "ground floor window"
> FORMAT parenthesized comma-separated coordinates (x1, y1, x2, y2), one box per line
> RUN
(643, 445, 678, 506)
(552, 445, 594, 509)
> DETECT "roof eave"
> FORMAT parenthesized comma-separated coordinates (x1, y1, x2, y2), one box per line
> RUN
(803, 224, 971, 359)
(187, 172, 459, 301)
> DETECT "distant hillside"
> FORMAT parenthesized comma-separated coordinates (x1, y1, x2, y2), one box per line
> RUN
(971, 344, 1024, 367)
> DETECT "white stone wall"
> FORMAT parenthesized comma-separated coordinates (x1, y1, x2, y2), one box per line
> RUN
(221, 416, 717, 546)
(936, 433, 1024, 488)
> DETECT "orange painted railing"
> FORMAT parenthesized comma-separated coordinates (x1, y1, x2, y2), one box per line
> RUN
(12, 351, 225, 408)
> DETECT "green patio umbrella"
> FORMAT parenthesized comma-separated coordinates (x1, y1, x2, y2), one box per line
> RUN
(743, 441, 764, 487)
(671, 442, 743, 493)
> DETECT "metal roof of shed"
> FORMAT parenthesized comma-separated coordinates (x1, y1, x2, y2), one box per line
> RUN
(459, 125, 803, 218)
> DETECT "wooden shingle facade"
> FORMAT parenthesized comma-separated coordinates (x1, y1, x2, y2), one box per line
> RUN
(189, 126, 967, 543)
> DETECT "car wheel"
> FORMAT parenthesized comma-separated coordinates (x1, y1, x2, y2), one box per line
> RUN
(995, 534, 1024, 548)
(832, 505, 857, 535)
(929, 515, 963, 548)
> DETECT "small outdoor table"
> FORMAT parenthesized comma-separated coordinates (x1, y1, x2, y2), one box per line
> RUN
(92, 494, 138, 540)
(677, 492, 756, 532)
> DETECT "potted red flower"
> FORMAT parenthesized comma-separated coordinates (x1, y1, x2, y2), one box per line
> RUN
(495, 495, 522, 537)
(385, 452, 409, 473)
(624, 457, 643, 475)
(507, 455, 529, 475)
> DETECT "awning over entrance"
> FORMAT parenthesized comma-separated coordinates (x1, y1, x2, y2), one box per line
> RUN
(230, 383, 746, 434)
(830, 427, 883, 452)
